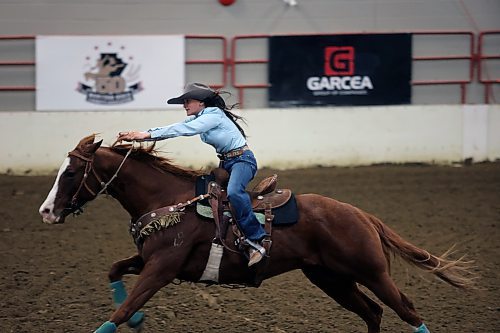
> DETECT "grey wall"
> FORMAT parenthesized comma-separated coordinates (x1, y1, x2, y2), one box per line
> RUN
(1, 0, 499, 35)
(1, 0, 499, 109)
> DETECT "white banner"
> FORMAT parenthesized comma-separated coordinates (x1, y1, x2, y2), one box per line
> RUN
(36, 35, 185, 110)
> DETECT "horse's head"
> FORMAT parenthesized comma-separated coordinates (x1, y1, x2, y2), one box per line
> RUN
(39, 135, 102, 224)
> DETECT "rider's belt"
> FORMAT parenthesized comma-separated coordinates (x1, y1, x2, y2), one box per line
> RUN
(218, 145, 249, 160)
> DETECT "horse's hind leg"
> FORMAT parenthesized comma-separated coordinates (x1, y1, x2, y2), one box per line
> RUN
(361, 272, 428, 332)
(302, 266, 383, 333)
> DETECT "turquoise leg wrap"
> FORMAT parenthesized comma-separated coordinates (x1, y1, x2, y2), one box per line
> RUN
(110, 280, 145, 329)
(110, 280, 127, 305)
(94, 321, 117, 333)
(413, 323, 430, 333)
(127, 311, 145, 328)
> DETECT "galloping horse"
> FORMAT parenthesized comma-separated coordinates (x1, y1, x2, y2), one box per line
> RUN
(39, 135, 474, 333)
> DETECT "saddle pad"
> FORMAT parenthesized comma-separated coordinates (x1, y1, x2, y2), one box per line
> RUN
(272, 193, 299, 225)
(196, 193, 298, 226)
(196, 204, 266, 224)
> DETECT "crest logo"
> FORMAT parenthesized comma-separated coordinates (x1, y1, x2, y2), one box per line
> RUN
(77, 42, 143, 105)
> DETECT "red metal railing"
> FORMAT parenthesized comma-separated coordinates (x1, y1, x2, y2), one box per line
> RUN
(185, 35, 228, 89)
(0, 35, 228, 92)
(478, 30, 500, 103)
(0, 35, 36, 91)
(412, 31, 475, 104)
(0, 32, 493, 106)
(230, 34, 269, 107)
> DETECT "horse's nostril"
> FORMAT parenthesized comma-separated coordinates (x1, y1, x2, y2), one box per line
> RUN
(43, 208, 50, 214)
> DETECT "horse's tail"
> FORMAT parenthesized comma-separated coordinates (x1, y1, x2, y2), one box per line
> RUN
(369, 215, 476, 289)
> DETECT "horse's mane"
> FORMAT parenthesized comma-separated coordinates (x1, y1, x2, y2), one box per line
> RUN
(109, 142, 205, 180)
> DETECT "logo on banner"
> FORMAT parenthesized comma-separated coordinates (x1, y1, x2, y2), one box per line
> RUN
(77, 44, 143, 105)
(324, 46, 354, 75)
(307, 46, 373, 96)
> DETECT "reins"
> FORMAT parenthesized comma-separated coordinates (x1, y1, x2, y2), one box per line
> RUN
(95, 144, 133, 196)
(66, 143, 134, 214)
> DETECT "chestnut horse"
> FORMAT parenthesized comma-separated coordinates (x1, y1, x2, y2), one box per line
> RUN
(39, 135, 474, 333)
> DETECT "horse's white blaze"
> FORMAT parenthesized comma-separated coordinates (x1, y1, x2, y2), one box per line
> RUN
(39, 158, 70, 224)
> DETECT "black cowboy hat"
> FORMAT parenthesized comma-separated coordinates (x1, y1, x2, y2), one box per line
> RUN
(167, 83, 216, 104)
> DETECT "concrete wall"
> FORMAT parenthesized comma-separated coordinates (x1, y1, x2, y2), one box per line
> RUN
(1, 0, 499, 35)
(1, 104, 498, 174)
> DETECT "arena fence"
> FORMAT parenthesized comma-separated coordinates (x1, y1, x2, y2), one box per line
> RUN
(478, 30, 500, 103)
(0, 35, 35, 92)
(0, 31, 497, 107)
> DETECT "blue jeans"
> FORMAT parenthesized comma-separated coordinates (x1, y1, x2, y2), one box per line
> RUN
(222, 150, 267, 242)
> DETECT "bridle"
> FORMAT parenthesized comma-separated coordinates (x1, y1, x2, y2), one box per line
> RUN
(64, 144, 134, 215)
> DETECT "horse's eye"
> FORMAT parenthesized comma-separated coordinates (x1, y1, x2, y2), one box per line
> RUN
(65, 170, 76, 178)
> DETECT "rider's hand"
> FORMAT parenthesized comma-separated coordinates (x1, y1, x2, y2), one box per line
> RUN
(117, 131, 151, 142)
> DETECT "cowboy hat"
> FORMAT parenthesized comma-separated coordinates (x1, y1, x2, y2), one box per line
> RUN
(167, 83, 216, 104)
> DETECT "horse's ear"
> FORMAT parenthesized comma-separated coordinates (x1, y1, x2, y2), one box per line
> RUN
(75, 134, 102, 155)
(86, 139, 103, 154)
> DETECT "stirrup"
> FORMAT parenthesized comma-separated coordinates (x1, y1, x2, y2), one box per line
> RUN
(245, 239, 265, 253)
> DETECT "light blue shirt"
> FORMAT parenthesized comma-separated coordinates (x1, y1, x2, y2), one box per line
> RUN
(146, 107, 247, 154)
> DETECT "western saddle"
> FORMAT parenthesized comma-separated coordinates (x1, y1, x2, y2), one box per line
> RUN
(207, 168, 291, 257)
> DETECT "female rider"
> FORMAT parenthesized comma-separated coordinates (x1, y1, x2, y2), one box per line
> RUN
(117, 83, 267, 266)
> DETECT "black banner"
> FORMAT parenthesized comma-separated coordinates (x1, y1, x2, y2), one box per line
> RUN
(268, 34, 412, 107)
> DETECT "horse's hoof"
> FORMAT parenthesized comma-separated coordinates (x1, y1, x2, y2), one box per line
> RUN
(127, 311, 145, 332)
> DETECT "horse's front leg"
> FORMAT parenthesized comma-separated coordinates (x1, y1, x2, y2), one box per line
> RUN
(109, 254, 144, 282)
(94, 252, 182, 333)
(107, 254, 145, 330)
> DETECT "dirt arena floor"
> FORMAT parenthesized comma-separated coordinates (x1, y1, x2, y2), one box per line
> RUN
(1, 163, 499, 333)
